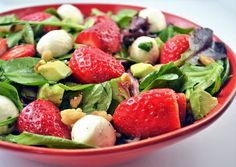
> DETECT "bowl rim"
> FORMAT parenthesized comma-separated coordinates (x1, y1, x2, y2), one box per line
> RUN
(0, 3, 235, 156)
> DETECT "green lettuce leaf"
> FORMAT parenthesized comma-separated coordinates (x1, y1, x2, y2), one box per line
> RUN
(1, 132, 94, 149)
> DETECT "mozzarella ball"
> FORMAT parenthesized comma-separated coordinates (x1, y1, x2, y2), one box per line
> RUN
(139, 8, 167, 32)
(57, 4, 84, 24)
(0, 95, 19, 134)
(71, 115, 116, 147)
(36, 30, 73, 58)
(129, 36, 159, 64)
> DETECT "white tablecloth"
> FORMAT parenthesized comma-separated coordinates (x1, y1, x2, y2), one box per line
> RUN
(0, 0, 235, 167)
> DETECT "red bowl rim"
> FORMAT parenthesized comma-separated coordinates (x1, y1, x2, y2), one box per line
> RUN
(0, 3, 235, 156)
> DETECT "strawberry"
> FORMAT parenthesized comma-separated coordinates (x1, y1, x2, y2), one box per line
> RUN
(86, 15, 112, 25)
(21, 12, 58, 32)
(0, 44, 35, 61)
(0, 38, 8, 56)
(176, 93, 187, 125)
(113, 89, 181, 138)
(69, 45, 125, 84)
(160, 34, 189, 64)
(76, 20, 121, 53)
(17, 99, 70, 139)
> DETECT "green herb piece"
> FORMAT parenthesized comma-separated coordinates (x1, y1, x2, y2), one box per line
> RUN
(189, 90, 218, 120)
(80, 82, 112, 113)
(112, 9, 137, 29)
(1, 132, 94, 149)
(180, 62, 224, 94)
(140, 62, 186, 92)
(138, 42, 153, 52)
(1, 57, 48, 86)
(0, 82, 23, 111)
(58, 83, 93, 91)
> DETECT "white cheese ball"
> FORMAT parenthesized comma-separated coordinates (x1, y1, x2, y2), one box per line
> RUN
(129, 36, 159, 64)
(139, 8, 167, 32)
(57, 4, 84, 24)
(0, 95, 19, 134)
(36, 30, 73, 58)
(71, 115, 116, 147)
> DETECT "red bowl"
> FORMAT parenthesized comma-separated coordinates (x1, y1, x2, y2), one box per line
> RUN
(0, 3, 235, 167)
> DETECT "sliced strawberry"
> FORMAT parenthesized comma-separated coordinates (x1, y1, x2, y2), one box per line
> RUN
(160, 34, 190, 64)
(0, 44, 35, 61)
(0, 38, 8, 56)
(21, 12, 59, 32)
(113, 89, 181, 138)
(176, 93, 187, 125)
(76, 20, 120, 53)
(69, 45, 125, 83)
(17, 99, 70, 139)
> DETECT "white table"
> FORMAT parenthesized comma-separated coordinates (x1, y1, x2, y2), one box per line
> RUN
(0, 0, 235, 167)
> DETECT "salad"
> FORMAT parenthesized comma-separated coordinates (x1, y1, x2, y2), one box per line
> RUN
(0, 4, 231, 149)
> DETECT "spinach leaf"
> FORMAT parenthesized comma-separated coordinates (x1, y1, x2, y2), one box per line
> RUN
(91, 8, 108, 16)
(140, 63, 186, 92)
(44, 8, 61, 19)
(0, 14, 17, 24)
(58, 53, 72, 60)
(112, 9, 138, 29)
(1, 132, 93, 149)
(59, 83, 93, 91)
(7, 30, 24, 48)
(0, 19, 85, 32)
(0, 117, 18, 127)
(80, 82, 112, 113)
(23, 23, 34, 44)
(158, 25, 193, 42)
(0, 82, 23, 110)
(180, 62, 224, 95)
(1, 57, 47, 86)
(221, 58, 231, 84)
(7, 24, 34, 47)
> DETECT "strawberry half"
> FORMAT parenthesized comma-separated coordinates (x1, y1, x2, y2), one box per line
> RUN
(113, 89, 181, 138)
(76, 20, 120, 53)
(21, 12, 59, 32)
(0, 38, 8, 56)
(69, 45, 125, 84)
(160, 34, 190, 64)
(176, 93, 187, 125)
(17, 99, 70, 139)
(0, 44, 35, 61)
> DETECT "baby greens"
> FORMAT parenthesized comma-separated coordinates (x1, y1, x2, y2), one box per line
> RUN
(1, 57, 48, 86)
(0, 82, 23, 111)
(140, 63, 186, 92)
(2, 132, 93, 149)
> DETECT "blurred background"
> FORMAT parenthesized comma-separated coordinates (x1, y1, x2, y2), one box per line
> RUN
(0, 0, 235, 167)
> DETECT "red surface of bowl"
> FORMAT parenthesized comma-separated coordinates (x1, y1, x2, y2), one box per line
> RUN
(0, 3, 236, 167)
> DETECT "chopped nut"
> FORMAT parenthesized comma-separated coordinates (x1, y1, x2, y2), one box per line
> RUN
(199, 55, 215, 65)
(42, 50, 54, 61)
(10, 25, 24, 32)
(61, 108, 86, 127)
(91, 111, 113, 122)
(70, 94, 82, 108)
(34, 59, 46, 73)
